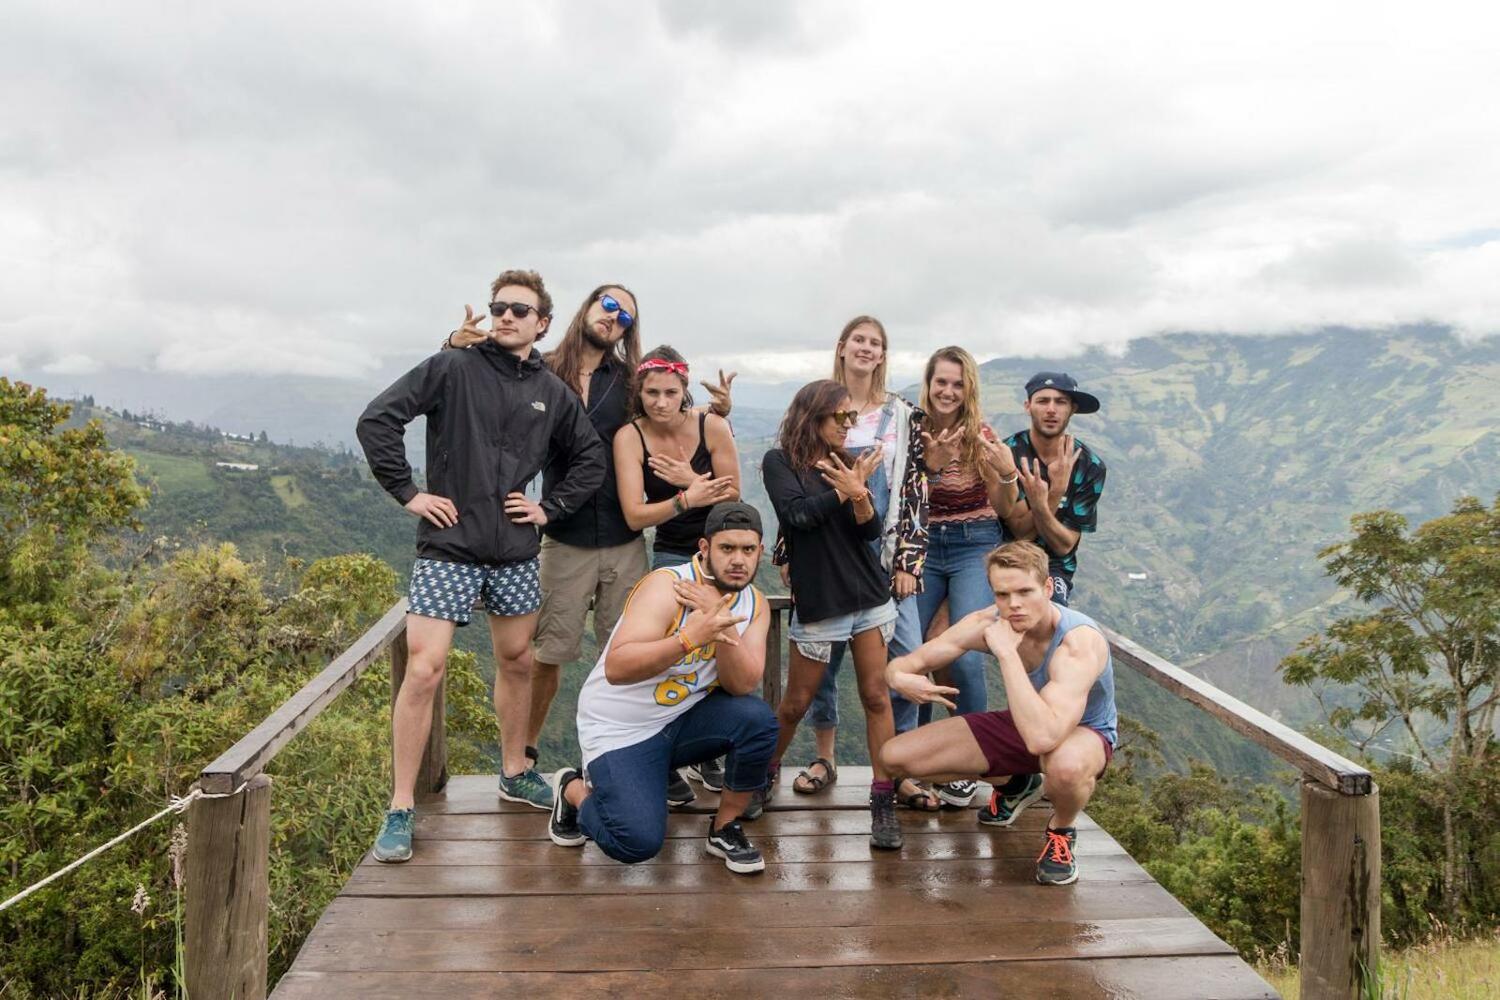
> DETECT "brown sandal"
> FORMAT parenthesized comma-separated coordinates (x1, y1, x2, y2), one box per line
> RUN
(792, 757, 838, 794)
(897, 778, 942, 811)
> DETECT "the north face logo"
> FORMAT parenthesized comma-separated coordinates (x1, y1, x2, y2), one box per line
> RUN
(532, 401, 547, 412)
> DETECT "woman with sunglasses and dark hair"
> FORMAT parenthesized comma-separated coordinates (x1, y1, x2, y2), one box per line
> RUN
(761, 379, 904, 849)
(778, 316, 938, 810)
(615, 346, 741, 570)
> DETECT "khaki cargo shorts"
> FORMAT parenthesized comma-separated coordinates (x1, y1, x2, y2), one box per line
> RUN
(533, 535, 650, 665)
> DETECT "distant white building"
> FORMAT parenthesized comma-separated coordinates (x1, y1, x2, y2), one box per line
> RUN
(1127, 572, 1149, 582)
(215, 461, 260, 471)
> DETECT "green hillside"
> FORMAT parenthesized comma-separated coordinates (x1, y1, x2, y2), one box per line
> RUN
(61, 325, 1498, 781)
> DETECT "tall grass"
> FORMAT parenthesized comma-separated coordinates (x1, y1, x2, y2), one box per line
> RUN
(1259, 930, 1500, 999)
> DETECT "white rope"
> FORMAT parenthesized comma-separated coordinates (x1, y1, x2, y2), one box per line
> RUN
(0, 781, 243, 913)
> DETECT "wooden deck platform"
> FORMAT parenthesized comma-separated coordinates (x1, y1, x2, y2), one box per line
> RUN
(272, 770, 1277, 999)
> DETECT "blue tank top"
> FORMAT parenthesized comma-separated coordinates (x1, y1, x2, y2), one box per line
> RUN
(1031, 605, 1117, 746)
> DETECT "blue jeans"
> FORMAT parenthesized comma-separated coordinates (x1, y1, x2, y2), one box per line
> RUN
(579, 690, 778, 864)
(652, 549, 694, 570)
(914, 518, 1002, 718)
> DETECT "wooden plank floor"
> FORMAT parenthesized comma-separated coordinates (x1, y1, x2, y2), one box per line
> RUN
(273, 769, 1277, 999)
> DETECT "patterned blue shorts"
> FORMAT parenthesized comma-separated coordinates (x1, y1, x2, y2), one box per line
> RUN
(408, 557, 541, 624)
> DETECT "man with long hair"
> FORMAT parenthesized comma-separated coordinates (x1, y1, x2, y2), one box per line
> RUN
(880, 541, 1118, 886)
(550, 502, 777, 874)
(358, 269, 605, 862)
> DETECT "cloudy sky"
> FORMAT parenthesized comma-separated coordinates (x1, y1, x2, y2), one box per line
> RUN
(3, 0, 1497, 389)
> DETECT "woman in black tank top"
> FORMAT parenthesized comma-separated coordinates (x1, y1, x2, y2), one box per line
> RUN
(614, 346, 741, 568)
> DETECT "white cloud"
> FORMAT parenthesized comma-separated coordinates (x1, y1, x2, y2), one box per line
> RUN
(1, 0, 1496, 388)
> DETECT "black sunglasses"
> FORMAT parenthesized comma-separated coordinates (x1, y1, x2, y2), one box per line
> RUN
(490, 301, 544, 320)
(599, 293, 635, 329)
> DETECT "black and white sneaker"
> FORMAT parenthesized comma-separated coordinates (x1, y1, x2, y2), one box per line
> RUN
(548, 768, 586, 847)
(667, 769, 696, 807)
(685, 756, 725, 792)
(706, 818, 765, 874)
(936, 779, 978, 808)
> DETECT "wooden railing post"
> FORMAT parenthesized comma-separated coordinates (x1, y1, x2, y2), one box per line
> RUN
(390, 628, 448, 795)
(762, 601, 785, 710)
(184, 773, 272, 1000)
(1300, 779, 1381, 1000)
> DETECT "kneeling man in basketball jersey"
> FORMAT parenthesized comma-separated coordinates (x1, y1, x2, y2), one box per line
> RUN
(550, 502, 778, 874)
(880, 540, 1118, 886)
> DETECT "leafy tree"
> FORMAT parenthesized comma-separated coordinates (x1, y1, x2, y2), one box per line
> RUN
(1281, 495, 1500, 922)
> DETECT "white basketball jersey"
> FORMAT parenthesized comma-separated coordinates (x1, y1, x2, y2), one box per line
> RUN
(576, 558, 762, 766)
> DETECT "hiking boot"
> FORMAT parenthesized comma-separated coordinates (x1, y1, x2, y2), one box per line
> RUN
(498, 767, 554, 810)
(667, 769, 696, 807)
(978, 773, 1045, 828)
(372, 808, 414, 863)
(686, 756, 725, 792)
(870, 788, 904, 850)
(1036, 826, 1079, 885)
(935, 779, 978, 808)
(548, 768, 586, 847)
(705, 818, 765, 874)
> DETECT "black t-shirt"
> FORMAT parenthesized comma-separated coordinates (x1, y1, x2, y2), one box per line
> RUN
(636, 413, 713, 556)
(541, 357, 640, 549)
(1004, 429, 1107, 584)
(762, 448, 888, 624)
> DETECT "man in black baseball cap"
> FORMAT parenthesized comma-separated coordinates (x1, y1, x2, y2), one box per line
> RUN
(549, 500, 778, 875)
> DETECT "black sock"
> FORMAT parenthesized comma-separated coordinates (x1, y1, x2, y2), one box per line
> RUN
(999, 774, 1032, 795)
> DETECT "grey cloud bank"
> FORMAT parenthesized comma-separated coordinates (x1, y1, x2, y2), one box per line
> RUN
(2, 0, 1497, 387)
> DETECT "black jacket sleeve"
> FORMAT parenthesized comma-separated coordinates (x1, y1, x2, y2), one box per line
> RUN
(762, 450, 842, 530)
(538, 388, 605, 524)
(356, 355, 446, 506)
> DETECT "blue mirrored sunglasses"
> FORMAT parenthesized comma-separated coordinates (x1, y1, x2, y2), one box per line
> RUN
(599, 294, 635, 329)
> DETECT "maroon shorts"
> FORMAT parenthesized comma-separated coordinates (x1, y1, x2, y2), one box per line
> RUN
(962, 710, 1114, 779)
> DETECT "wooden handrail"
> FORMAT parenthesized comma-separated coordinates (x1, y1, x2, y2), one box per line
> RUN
(198, 599, 410, 794)
(1104, 628, 1373, 796)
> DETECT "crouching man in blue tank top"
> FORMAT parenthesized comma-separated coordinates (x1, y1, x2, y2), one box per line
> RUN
(548, 502, 778, 874)
(879, 540, 1117, 886)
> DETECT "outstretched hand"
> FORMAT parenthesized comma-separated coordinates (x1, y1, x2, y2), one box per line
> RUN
(816, 445, 883, 499)
(888, 669, 960, 711)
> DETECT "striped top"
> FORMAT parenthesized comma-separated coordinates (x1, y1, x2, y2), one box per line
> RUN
(928, 461, 996, 524)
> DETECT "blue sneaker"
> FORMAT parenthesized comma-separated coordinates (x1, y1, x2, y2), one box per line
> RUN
(498, 768, 554, 810)
(372, 808, 414, 863)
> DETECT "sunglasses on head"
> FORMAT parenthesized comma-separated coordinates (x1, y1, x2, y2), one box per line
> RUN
(828, 409, 859, 427)
(599, 293, 635, 329)
(490, 301, 543, 320)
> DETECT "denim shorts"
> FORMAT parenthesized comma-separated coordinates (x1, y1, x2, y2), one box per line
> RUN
(408, 556, 541, 624)
(789, 600, 898, 663)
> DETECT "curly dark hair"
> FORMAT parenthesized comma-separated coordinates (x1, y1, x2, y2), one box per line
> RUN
(777, 379, 851, 472)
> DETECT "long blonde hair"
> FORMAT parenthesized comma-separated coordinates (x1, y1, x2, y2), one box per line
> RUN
(831, 316, 888, 402)
(920, 346, 984, 467)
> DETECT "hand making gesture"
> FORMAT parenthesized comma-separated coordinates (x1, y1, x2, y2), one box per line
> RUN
(978, 424, 1018, 482)
(647, 446, 700, 488)
(447, 304, 491, 349)
(1046, 434, 1082, 504)
(700, 369, 737, 418)
(1016, 456, 1052, 512)
(681, 471, 737, 509)
(983, 615, 1026, 659)
(921, 425, 962, 470)
(680, 592, 747, 649)
(887, 669, 960, 711)
(673, 578, 741, 647)
(816, 445, 883, 501)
